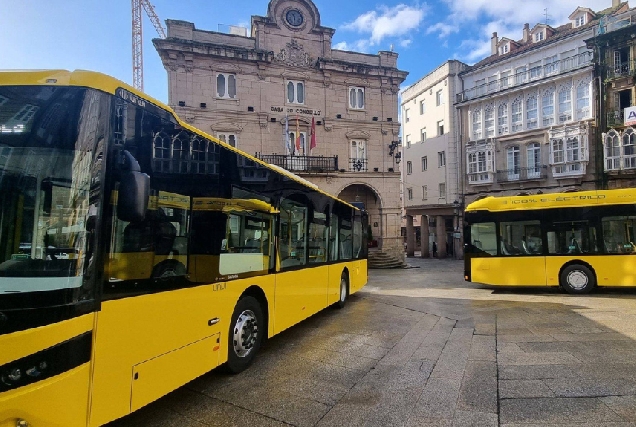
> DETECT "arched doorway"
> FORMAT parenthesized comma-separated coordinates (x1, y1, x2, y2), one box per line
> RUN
(337, 183, 382, 248)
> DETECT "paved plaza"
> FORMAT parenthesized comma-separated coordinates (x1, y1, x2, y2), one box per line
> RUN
(108, 258, 636, 426)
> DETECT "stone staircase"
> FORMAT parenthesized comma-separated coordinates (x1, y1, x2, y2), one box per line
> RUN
(368, 250, 407, 269)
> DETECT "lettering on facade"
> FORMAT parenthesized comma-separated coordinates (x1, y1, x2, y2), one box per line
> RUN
(270, 106, 321, 116)
(503, 195, 607, 205)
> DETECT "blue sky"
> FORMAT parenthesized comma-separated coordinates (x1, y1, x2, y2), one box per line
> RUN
(0, 0, 614, 103)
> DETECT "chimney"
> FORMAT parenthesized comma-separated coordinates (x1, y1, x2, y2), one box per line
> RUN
(491, 32, 498, 55)
(613, 0, 620, 7)
(523, 23, 530, 42)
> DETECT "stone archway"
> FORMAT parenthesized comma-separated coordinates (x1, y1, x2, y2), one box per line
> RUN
(337, 183, 383, 248)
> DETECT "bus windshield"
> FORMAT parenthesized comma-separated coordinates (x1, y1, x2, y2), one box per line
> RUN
(0, 86, 105, 297)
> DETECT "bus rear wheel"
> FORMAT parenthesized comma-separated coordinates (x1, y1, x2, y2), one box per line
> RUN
(560, 264, 595, 294)
(336, 273, 349, 309)
(226, 296, 264, 373)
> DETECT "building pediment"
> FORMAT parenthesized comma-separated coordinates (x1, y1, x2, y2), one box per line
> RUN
(346, 130, 371, 140)
(210, 122, 244, 133)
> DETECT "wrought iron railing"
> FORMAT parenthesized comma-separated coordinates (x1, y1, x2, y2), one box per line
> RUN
(457, 52, 593, 103)
(608, 60, 636, 78)
(255, 153, 338, 173)
(496, 165, 548, 182)
(607, 110, 624, 127)
(349, 158, 368, 172)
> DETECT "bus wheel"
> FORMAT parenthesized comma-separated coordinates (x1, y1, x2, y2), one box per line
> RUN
(226, 296, 263, 373)
(336, 273, 349, 309)
(560, 264, 595, 294)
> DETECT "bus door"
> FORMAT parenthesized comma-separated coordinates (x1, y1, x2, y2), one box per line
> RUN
(494, 219, 547, 286)
(545, 220, 599, 286)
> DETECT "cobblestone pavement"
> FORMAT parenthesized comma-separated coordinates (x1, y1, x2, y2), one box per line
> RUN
(107, 257, 636, 427)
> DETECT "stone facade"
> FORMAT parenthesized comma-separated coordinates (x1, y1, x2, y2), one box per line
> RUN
(153, 0, 407, 259)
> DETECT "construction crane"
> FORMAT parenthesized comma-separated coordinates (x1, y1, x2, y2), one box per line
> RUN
(132, 0, 166, 92)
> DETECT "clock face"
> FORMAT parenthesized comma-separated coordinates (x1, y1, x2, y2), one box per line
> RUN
(286, 9, 304, 27)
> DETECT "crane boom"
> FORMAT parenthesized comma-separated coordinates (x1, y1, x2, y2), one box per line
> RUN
(131, 0, 166, 91)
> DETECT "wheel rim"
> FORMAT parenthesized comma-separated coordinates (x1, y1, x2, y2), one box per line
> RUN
(340, 278, 347, 302)
(233, 310, 258, 358)
(566, 270, 588, 290)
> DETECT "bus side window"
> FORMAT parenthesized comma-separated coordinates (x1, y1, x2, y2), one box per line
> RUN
(602, 215, 636, 254)
(308, 209, 328, 264)
(279, 198, 308, 269)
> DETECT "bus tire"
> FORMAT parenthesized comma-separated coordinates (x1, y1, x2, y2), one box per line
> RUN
(336, 273, 349, 309)
(560, 264, 595, 294)
(226, 296, 263, 373)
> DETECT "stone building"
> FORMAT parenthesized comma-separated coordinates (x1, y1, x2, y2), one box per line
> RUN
(400, 60, 468, 259)
(153, 0, 408, 260)
(584, 1, 636, 189)
(454, 4, 626, 205)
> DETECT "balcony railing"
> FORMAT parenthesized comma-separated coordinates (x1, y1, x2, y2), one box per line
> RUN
(607, 110, 624, 127)
(496, 165, 548, 182)
(256, 153, 338, 173)
(608, 60, 636, 78)
(457, 52, 593, 103)
(349, 158, 368, 172)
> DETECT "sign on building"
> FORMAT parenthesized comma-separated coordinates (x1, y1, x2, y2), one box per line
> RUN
(625, 106, 636, 126)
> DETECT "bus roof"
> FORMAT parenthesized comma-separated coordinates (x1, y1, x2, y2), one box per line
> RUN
(0, 69, 358, 211)
(465, 188, 636, 213)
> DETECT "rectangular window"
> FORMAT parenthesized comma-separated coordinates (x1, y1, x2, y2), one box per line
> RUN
(602, 216, 636, 254)
(485, 108, 494, 138)
(217, 73, 237, 99)
(421, 128, 427, 142)
(288, 131, 307, 155)
(515, 66, 527, 85)
(420, 100, 426, 114)
(217, 132, 237, 148)
(542, 91, 555, 127)
(279, 198, 308, 268)
(438, 151, 446, 167)
(437, 120, 444, 136)
(512, 101, 522, 132)
(407, 188, 413, 200)
(576, 83, 590, 120)
(350, 140, 367, 172)
(406, 161, 413, 174)
(529, 61, 542, 79)
(406, 135, 411, 148)
(526, 97, 538, 129)
(500, 70, 511, 89)
(500, 220, 542, 255)
(421, 156, 428, 171)
(498, 103, 508, 135)
(547, 221, 597, 255)
(559, 88, 572, 123)
(422, 185, 428, 200)
(287, 80, 305, 104)
(438, 183, 446, 199)
(545, 55, 558, 75)
(472, 110, 482, 140)
(534, 31, 544, 42)
(436, 89, 444, 106)
(349, 87, 365, 109)
(470, 222, 497, 255)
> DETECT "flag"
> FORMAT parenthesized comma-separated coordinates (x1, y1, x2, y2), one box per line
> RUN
(295, 115, 301, 153)
(310, 117, 317, 152)
(284, 114, 289, 154)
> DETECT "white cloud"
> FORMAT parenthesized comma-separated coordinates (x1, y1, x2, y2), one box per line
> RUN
(342, 4, 428, 46)
(333, 41, 349, 50)
(400, 39, 413, 48)
(332, 39, 372, 53)
(426, 22, 457, 39)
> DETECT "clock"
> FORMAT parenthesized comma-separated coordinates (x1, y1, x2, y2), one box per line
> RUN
(285, 9, 304, 27)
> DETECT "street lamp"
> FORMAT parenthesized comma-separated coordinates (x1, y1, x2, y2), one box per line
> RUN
(388, 140, 399, 157)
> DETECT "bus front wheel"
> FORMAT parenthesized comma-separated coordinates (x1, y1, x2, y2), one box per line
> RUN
(560, 264, 595, 294)
(226, 296, 264, 373)
(336, 273, 349, 309)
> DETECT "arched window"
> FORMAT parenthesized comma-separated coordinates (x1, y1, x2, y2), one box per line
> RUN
(526, 95, 538, 129)
(497, 103, 508, 135)
(485, 105, 495, 137)
(512, 97, 523, 132)
(604, 129, 621, 171)
(558, 85, 572, 123)
(506, 145, 520, 180)
(472, 109, 482, 140)
(527, 142, 541, 178)
(576, 81, 590, 120)
(542, 89, 555, 127)
(623, 127, 636, 169)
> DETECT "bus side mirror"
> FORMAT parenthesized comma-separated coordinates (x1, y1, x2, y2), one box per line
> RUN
(117, 150, 149, 223)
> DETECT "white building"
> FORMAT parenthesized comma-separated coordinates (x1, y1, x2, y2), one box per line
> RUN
(454, 5, 622, 204)
(401, 60, 468, 258)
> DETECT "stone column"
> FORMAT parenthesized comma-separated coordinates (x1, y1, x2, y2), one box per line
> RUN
(406, 215, 415, 257)
(436, 215, 447, 258)
(420, 215, 430, 258)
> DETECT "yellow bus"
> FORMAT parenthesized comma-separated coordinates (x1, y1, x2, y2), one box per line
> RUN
(464, 189, 636, 294)
(0, 70, 368, 427)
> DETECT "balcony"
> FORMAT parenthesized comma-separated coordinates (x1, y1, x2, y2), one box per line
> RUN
(349, 158, 368, 172)
(457, 52, 593, 103)
(256, 153, 338, 173)
(608, 60, 636, 79)
(607, 110, 624, 127)
(496, 166, 548, 182)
